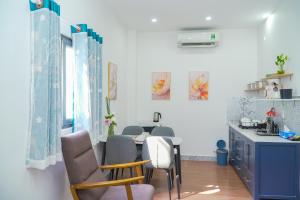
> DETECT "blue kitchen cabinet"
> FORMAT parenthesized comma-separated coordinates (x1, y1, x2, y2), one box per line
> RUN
(229, 125, 300, 200)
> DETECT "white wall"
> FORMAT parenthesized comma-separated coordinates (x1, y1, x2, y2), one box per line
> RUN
(0, 0, 128, 199)
(129, 30, 258, 157)
(126, 30, 138, 124)
(258, 0, 300, 95)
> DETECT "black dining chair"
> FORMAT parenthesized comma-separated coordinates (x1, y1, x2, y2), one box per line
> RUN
(142, 136, 180, 200)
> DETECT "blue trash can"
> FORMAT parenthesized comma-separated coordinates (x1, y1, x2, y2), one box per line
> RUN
(216, 140, 228, 166)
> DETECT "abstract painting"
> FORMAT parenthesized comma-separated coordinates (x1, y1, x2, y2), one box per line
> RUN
(152, 72, 171, 100)
(189, 71, 209, 100)
(108, 62, 117, 100)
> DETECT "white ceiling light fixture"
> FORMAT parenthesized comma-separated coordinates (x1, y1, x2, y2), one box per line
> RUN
(206, 16, 212, 21)
(151, 18, 158, 23)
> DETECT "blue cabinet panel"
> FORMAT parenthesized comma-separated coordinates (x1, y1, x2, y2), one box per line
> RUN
(229, 127, 300, 200)
(258, 144, 297, 197)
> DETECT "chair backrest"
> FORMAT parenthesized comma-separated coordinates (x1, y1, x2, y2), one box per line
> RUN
(106, 135, 137, 164)
(142, 136, 174, 169)
(122, 126, 144, 135)
(151, 126, 175, 137)
(61, 131, 107, 200)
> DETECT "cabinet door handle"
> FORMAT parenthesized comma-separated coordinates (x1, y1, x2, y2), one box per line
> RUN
(243, 175, 251, 182)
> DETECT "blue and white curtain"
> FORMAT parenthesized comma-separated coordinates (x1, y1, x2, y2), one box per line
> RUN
(27, 0, 62, 169)
(72, 24, 103, 145)
(95, 34, 103, 143)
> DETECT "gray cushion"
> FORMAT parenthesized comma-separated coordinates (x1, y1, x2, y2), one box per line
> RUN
(61, 130, 98, 184)
(62, 131, 155, 200)
(77, 169, 110, 200)
(151, 127, 175, 137)
(61, 131, 108, 200)
(101, 184, 155, 200)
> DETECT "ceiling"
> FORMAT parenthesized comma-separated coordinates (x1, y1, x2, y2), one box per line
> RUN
(103, 0, 282, 31)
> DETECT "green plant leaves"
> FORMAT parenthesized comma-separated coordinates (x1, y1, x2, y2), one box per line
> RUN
(105, 96, 111, 115)
(275, 53, 288, 68)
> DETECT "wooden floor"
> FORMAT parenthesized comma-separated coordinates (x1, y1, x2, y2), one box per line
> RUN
(150, 160, 252, 200)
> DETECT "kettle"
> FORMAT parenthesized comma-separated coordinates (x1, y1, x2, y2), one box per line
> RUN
(153, 112, 162, 122)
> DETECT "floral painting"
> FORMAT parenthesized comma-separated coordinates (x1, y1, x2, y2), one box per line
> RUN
(189, 71, 209, 100)
(152, 72, 171, 100)
(108, 62, 117, 100)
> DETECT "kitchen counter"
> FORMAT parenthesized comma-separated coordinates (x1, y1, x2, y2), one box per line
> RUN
(228, 121, 298, 143)
(228, 122, 300, 200)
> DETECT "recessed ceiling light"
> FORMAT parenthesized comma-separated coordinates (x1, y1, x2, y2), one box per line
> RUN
(151, 18, 158, 23)
(206, 16, 212, 21)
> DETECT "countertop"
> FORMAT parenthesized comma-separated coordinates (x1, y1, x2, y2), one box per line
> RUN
(228, 121, 300, 143)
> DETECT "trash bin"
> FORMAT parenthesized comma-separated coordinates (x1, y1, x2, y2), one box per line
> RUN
(216, 140, 228, 166)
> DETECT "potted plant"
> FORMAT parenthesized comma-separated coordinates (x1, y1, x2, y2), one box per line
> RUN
(104, 97, 117, 136)
(275, 53, 288, 74)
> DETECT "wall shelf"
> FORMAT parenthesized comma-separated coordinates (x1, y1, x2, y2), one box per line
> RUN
(244, 88, 265, 92)
(255, 98, 300, 102)
(263, 73, 293, 80)
(245, 73, 294, 92)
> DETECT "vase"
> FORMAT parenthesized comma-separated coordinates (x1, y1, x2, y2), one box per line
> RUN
(277, 65, 285, 74)
(108, 125, 115, 136)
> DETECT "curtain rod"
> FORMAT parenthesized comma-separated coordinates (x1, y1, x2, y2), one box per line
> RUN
(30, 0, 88, 31)
(60, 16, 80, 30)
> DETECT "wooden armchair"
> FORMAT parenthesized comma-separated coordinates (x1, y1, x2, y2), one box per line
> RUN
(62, 131, 154, 200)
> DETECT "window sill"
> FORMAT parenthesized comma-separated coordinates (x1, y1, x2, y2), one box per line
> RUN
(61, 127, 73, 136)
(62, 124, 73, 129)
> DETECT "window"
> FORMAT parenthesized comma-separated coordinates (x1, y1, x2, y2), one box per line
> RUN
(61, 35, 75, 128)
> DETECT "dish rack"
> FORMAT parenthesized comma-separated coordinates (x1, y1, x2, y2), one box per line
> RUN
(239, 121, 258, 129)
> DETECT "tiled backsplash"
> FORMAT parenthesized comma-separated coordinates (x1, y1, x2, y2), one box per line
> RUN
(227, 97, 300, 132)
(227, 97, 256, 122)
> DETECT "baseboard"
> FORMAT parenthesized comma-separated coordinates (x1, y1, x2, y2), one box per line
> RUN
(181, 155, 216, 161)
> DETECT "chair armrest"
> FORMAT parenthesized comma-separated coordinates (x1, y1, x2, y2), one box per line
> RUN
(99, 160, 150, 170)
(72, 176, 144, 190)
(70, 177, 144, 200)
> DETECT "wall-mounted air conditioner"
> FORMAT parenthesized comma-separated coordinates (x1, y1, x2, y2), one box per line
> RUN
(177, 32, 220, 48)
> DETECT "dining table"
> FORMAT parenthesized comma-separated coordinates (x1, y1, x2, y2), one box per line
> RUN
(99, 133, 183, 184)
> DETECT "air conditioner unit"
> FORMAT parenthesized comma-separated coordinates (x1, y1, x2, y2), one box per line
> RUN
(177, 32, 220, 48)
